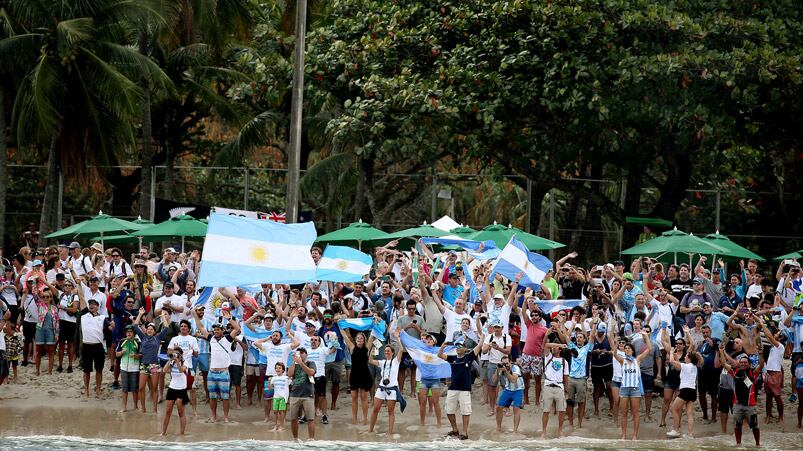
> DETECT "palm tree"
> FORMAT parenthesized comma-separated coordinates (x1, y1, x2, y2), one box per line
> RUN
(0, 0, 171, 242)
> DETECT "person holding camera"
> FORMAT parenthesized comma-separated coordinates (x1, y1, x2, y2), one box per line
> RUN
(482, 319, 512, 416)
(167, 319, 200, 416)
(396, 299, 424, 394)
(288, 347, 317, 440)
(493, 354, 524, 433)
(161, 347, 189, 435)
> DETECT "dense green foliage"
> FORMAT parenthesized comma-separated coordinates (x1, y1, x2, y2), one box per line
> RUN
(0, 1, 801, 258)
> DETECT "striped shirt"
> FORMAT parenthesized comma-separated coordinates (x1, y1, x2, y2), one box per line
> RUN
(621, 358, 641, 388)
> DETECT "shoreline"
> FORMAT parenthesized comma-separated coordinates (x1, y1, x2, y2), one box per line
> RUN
(0, 363, 800, 448)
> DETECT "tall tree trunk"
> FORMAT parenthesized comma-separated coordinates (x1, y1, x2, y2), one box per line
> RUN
(0, 86, 8, 249)
(651, 146, 692, 221)
(38, 134, 59, 244)
(164, 139, 174, 199)
(139, 86, 153, 218)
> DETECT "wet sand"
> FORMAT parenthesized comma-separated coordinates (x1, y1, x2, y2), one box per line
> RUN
(0, 360, 800, 447)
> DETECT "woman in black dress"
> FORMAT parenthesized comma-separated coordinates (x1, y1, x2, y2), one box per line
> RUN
(342, 328, 374, 424)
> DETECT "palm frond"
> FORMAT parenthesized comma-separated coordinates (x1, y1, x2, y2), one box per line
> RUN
(81, 47, 143, 119)
(56, 17, 94, 48)
(183, 75, 242, 122)
(98, 41, 174, 94)
(215, 110, 284, 166)
(0, 32, 41, 75)
(300, 151, 353, 192)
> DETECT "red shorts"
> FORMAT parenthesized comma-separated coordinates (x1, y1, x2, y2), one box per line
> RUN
(186, 370, 195, 388)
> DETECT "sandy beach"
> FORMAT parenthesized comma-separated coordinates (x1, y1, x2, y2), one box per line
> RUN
(1, 358, 801, 448)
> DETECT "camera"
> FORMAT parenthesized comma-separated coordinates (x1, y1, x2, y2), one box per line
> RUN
(412, 319, 417, 324)
(382, 378, 390, 386)
(169, 352, 179, 359)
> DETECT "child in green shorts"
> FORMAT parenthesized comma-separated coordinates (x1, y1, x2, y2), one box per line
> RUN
(269, 362, 289, 431)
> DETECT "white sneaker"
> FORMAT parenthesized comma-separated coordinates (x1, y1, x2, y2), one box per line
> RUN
(666, 429, 681, 437)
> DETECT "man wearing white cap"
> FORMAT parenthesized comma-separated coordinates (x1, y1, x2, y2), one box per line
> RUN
(482, 319, 512, 416)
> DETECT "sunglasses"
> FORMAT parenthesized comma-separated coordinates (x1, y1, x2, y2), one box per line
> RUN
(112, 254, 121, 257)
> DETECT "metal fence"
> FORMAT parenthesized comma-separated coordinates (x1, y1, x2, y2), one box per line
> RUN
(4, 164, 801, 267)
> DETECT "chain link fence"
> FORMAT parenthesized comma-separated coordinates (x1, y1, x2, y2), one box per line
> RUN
(4, 164, 801, 267)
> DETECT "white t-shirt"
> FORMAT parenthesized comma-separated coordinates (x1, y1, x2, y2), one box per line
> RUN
(765, 343, 785, 372)
(105, 261, 133, 278)
(208, 335, 234, 369)
(260, 342, 293, 377)
(484, 333, 510, 364)
(82, 286, 108, 316)
(168, 361, 187, 390)
(543, 354, 569, 388)
(306, 345, 328, 377)
(22, 294, 38, 323)
(230, 334, 244, 366)
(81, 313, 107, 344)
(0, 280, 18, 306)
(378, 357, 400, 388)
(486, 301, 512, 334)
(444, 308, 474, 344)
(679, 362, 698, 389)
(68, 255, 92, 278)
(168, 334, 200, 370)
(57, 293, 79, 323)
(270, 374, 290, 401)
(156, 294, 189, 322)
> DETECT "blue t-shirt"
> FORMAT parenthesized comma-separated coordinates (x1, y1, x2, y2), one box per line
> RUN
(708, 312, 729, 341)
(318, 324, 345, 362)
(568, 341, 594, 378)
(502, 364, 524, 391)
(442, 284, 465, 305)
(446, 350, 475, 391)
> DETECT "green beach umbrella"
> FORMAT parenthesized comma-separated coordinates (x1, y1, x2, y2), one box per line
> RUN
(470, 223, 565, 251)
(774, 250, 802, 261)
(133, 215, 208, 252)
(385, 222, 451, 240)
(316, 220, 391, 250)
(622, 228, 729, 264)
(46, 211, 148, 240)
(88, 233, 139, 244)
(702, 232, 765, 262)
(448, 226, 479, 237)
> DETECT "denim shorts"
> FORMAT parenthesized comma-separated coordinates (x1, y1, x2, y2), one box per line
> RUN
(619, 386, 641, 398)
(35, 326, 56, 345)
(419, 377, 443, 390)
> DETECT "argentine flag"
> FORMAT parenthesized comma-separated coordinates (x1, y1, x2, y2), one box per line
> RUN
(491, 236, 553, 289)
(197, 213, 317, 288)
(337, 318, 387, 339)
(400, 333, 453, 379)
(316, 245, 373, 282)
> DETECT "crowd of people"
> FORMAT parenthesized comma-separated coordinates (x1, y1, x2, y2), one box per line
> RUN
(0, 237, 801, 445)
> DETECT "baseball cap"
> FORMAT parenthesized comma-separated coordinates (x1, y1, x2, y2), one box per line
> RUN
(164, 247, 177, 254)
(491, 319, 503, 328)
(454, 341, 466, 349)
(125, 324, 135, 331)
(693, 277, 704, 284)
(57, 243, 68, 248)
(68, 241, 81, 249)
(32, 259, 43, 266)
(448, 272, 459, 279)
(88, 275, 99, 282)
(622, 272, 634, 281)
(493, 293, 504, 300)
(305, 321, 316, 328)
(163, 281, 175, 288)
(613, 260, 625, 267)
(87, 298, 100, 305)
(597, 322, 608, 333)
(55, 273, 66, 281)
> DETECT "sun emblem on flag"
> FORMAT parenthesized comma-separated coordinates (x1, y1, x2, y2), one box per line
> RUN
(337, 260, 349, 271)
(249, 245, 269, 263)
(524, 260, 530, 270)
(423, 354, 434, 363)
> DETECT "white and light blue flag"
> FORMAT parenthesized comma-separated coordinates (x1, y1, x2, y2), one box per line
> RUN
(491, 236, 553, 289)
(197, 213, 317, 287)
(337, 317, 387, 339)
(400, 333, 453, 379)
(316, 245, 373, 282)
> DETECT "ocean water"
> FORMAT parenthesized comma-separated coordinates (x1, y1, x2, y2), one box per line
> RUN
(2, 434, 801, 451)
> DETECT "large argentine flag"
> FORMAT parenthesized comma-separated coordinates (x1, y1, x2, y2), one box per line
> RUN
(316, 246, 373, 282)
(400, 333, 453, 379)
(197, 213, 317, 288)
(491, 236, 553, 289)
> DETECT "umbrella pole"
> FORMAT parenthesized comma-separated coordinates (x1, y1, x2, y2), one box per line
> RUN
(358, 240, 362, 252)
(181, 236, 185, 253)
(101, 231, 104, 248)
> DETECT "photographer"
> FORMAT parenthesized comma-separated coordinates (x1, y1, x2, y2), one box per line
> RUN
(288, 347, 317, 440)
(161, 347, 189, 436)
(396, 299, 423, 394)
(493, 355, 524, 433)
